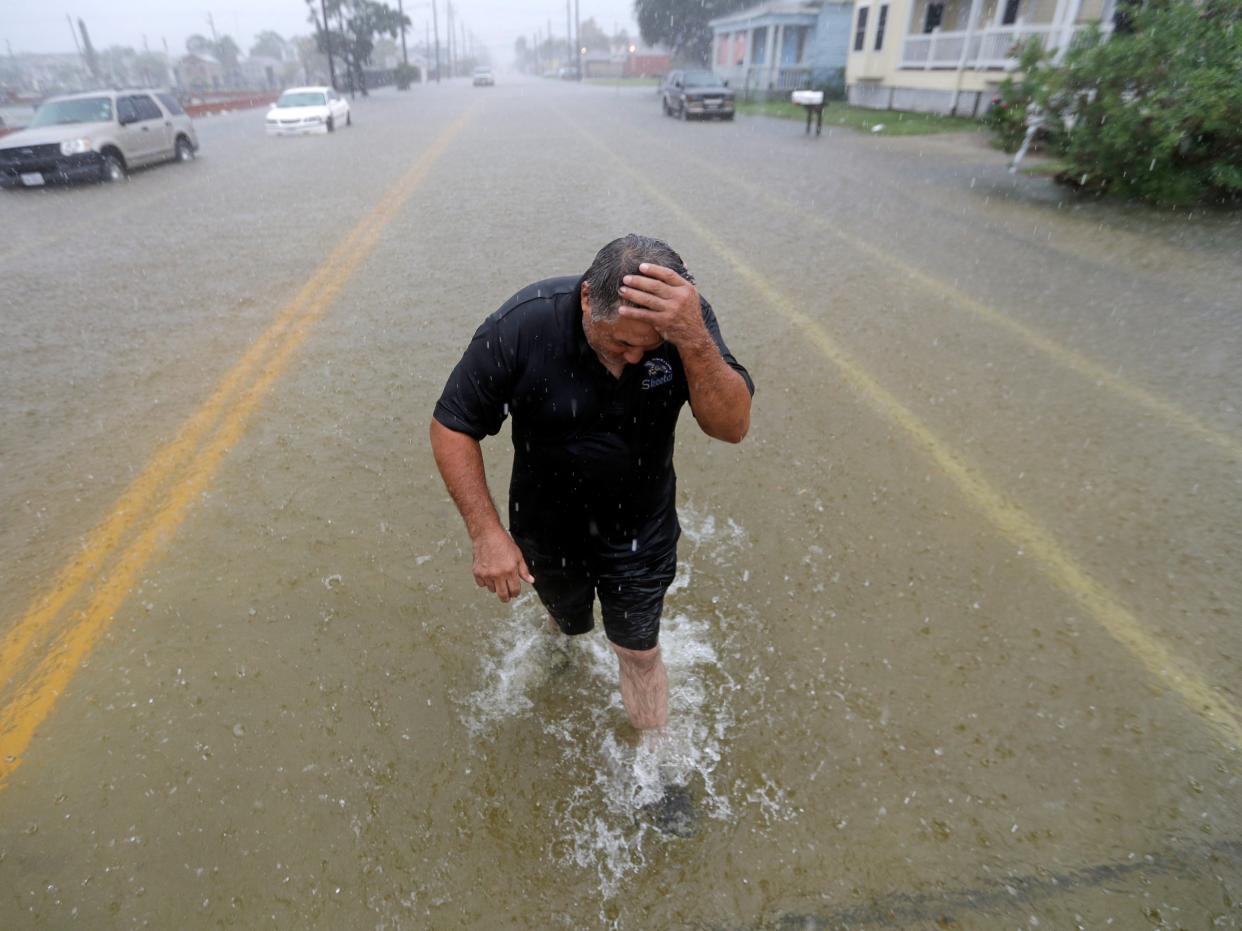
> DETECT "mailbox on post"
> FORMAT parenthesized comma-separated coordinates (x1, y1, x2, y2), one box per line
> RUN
(791, 90, 825, 136)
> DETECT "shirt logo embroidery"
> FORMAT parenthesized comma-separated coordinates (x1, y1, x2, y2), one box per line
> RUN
(641, 358, 673, 390)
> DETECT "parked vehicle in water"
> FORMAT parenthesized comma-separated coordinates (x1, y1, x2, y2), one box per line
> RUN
(265, 87, 352, 136)
(0, 89, 198, 189)
(473, 67, 495, 87)
(660, 70, 735, 121)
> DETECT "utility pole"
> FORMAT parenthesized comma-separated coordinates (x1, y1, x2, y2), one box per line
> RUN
(66, 14, 83, 56)
(320, 0, 337, 90)
(565, 0, 571, 69)
(432, 0, 441, 82)
(207, 12, 218, 43)
(446, 2, 454, 77)
(574, 0, 581, 80)
(398, 0, 409, 65)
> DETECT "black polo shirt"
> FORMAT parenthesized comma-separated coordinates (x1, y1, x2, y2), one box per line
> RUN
(433, 275, 754, 565)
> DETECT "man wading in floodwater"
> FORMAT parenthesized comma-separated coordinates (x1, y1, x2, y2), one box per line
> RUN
(430, 234, 753, 754)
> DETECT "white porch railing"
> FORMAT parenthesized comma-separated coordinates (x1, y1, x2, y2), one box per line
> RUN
(900, 22, 1084, 70)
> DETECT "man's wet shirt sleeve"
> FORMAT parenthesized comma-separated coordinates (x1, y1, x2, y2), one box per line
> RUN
(700, 297, 755, 397)
(433, 315, 515, 439)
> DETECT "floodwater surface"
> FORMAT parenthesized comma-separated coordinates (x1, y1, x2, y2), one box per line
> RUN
(1, 78, 1240, 929)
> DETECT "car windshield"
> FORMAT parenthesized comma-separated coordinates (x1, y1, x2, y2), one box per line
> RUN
(683, 72, 718, 87)
(276, 92, 326, 107)
(29, 97, 113, 127)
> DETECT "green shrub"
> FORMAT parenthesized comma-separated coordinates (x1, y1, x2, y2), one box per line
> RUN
(394, 63, 420, 90)
(986, 0, 1242, 206)
(984, 40, 1056, 153)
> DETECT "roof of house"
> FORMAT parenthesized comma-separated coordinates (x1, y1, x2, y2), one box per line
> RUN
(709, 0, 849, 29)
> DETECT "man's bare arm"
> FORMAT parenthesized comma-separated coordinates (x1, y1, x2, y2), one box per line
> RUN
(617, 264, 751, 443)
(677, 333, 752, 443)
(429, 418, 534, 602)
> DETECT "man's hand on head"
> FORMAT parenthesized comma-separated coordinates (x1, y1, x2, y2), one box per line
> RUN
(616, 264, 711, 350)
(472, 526, 535, 603)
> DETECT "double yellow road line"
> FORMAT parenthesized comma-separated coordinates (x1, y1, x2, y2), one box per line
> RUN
(0, 108, 475, 786)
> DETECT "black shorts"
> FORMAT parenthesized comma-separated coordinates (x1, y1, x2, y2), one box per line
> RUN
(516, 542, 678, 652)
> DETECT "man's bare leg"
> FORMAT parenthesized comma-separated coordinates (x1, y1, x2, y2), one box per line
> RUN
(610, 642, 668, 730)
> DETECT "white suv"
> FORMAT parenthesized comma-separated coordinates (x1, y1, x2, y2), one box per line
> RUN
(0, 89, 199, 189)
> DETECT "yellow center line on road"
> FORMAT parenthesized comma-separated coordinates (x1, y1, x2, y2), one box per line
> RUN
(0, 105, 478, 786)
(634, 128, 1242, 462)
(571, 124, 1242, 752)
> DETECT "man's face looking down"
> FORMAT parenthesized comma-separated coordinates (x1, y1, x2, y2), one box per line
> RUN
(580, 284, 664, 370)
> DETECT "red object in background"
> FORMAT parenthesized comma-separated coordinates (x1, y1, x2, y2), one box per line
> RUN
(623, 54, 670, 78)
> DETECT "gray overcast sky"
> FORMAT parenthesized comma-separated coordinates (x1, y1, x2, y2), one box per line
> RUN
(2, 1, 640, 63)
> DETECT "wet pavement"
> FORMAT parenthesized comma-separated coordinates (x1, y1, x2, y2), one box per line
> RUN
(1, 77, 1240, 929)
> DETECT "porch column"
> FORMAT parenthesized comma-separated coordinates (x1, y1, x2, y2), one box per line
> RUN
(956, 0, 985, 70)
(902, 0, 921, 67)
(763, 21, 778, 88)
(1049, 0, 1070, 49)
(904, 0, 921, 39)
(976, 0, 1010, 69)
(1053, 0, 1084, 59)
(949, 0, 985, 111)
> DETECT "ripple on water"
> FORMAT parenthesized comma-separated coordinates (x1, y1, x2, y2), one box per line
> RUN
(460, 505, 784, 900)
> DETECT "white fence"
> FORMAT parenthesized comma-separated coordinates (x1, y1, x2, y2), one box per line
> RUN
(900, 22, 1086, 69)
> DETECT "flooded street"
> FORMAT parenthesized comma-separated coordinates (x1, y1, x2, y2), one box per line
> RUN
(2, 77, 1240, 928)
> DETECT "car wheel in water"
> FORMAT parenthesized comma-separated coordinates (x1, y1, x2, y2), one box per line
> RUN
(327, 116, 335, 133)
(175, 137, 195, 161)
(100, 153, 126, 182)
(679, 103, 688, 121)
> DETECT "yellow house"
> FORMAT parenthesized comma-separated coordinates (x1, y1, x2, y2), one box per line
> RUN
(845, 0, 1116, 115)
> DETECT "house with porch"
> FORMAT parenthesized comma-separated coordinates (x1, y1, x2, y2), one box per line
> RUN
(845, 0, 1115, 114)
(708, 1, 856, 98)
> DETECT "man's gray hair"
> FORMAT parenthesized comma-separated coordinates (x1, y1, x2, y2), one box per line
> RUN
(582, 234, 694, 321)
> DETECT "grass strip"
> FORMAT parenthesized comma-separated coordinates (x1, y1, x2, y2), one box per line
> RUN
(737, 100, 980, 136)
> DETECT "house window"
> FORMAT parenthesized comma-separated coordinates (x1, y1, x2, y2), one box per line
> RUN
(875, 4, 889, 50)
(1002, 0, 1021, 24)
(751, 27, 768, 65)
(924, 2, 944, 32)
(854, 8, 869, 51)
(733, 32, 746, 65)
(717, 33, 729, 65)
(781, 25, 808, 63)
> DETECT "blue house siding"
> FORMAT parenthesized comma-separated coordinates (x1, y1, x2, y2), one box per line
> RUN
(710, 2, 853, 96)
(809, 4, 853, 86)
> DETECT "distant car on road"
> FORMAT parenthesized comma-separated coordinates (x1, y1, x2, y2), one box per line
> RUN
(0, 89, 198, 189)
(472, 67, 495, 87)
(265, 87, 351, 136)
(557, 65, 581, 81)
(660, 70, 735, 121)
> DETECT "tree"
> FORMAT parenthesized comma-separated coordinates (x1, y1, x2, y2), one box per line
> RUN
(987, 0, 1242, 205)
(134, 51, 170, 86)
(185, 34, 213, 56)
(98, 46, 136, 86)
(294, 34, 331, 84)
(251, 31, 289, 60)
(634, 0, 749, 64)
(579, 18, 610, 53)
(305, 0, 409, 96)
